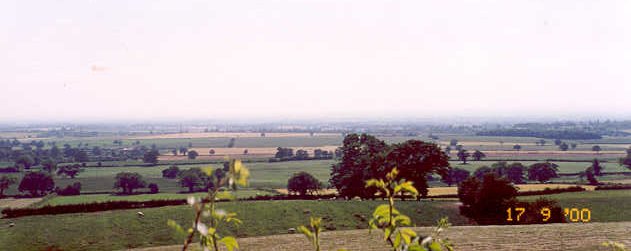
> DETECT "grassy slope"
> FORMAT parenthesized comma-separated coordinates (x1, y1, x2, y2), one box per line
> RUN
(0, 200, 466, 251)
(38, 190, 276, 206)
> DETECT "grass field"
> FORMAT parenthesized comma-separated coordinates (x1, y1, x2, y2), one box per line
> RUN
(520, 190, 631, 222)
(0, 200, 467, 251)
(2, 158, 627, 196)
(2, 190, 629, 250)
(35, 189, 277, 207)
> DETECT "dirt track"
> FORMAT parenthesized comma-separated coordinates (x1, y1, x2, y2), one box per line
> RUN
(129, 221, 630, 251)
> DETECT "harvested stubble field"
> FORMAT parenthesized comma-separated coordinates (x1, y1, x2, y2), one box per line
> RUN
(131, 221, 631, 251)
(275, 184, 596, 196)
(159, 145, 340, 161)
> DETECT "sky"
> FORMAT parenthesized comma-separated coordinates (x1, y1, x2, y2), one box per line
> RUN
(1, 0, 630, 122)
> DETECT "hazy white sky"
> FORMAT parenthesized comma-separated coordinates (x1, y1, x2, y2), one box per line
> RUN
(1, 0, 629, 122)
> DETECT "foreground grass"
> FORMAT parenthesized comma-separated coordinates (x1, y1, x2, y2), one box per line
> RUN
(0, 200, 466, 251)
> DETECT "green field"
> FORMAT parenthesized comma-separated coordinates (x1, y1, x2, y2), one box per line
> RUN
(520, 190, 631, 222)
(2, 190, 629, 251)
(36, 190, 277, 207)
(0, 200, 467, 251)
(3, 158, 628, 196)
(2, 160, 335, 196)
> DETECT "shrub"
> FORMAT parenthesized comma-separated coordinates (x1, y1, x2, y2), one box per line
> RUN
(287, 171, 322, 196)
(0, 167, 19, 173)
(56, 182, 81, 196)
(162, 165, 181, 179)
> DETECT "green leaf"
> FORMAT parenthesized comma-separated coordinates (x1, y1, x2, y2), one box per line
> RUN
(298, 226, 313, 239)
(201, 166, 214, 176)
(393, 231, 402, 248)
(372, 204, 389, 217)
(407, 244, 427, 251)
(399, 228, 417, 244)
(384, 227, 392, 240)
(365, 179, 386, 190)
(428, 241, 443, 251)
(219, 236, 239, 251)
(394, 215, 412, 226)
(167, 220, 186, 237)
(395, 181, 419, 196)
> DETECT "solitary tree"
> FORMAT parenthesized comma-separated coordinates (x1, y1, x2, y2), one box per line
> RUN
(513, 144, 522, 151)
(592, 145, 602, 154)
(559, 142, 569, 151)
(554, 139, 562, 146)
(528, 162, 559, 183)
(0, 175, 17, 198)
(457, 149, 470, 164)
(178, 168, 212, 193)
(209, 149, 215, 155)
(187, 150, 199, 160)
(590, 159, 603, 176)
(19, 172, 55, 197)
(113, 172, 146, 194)
(472, 150, 486, 161)
(287, 171, 322, 196)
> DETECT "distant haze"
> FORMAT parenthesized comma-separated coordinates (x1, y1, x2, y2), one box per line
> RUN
(1, 1, 630, 122)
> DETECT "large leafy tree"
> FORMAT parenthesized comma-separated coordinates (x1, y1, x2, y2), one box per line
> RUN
(457, 173, 518, 224)
(386, 140, 450, 198)
(114, 172, 146, 194)
(330, 134, 388, 199)
(287, 171, 322, 196)
(19, 172, 55, 197)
